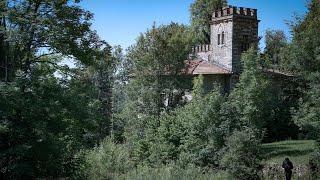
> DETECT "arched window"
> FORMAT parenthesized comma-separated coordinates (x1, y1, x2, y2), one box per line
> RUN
(218, 34, 221, 45)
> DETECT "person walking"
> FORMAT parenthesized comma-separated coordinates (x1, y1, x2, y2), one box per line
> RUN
(282, 158, 294, 180)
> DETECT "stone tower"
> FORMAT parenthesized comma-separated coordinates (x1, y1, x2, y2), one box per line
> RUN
(210, 6, 259, 74)
(190, 5, 260, 92)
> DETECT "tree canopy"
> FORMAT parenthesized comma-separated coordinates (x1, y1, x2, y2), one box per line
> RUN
(1, 0, 320, 179)
(190, 0, 227, 44)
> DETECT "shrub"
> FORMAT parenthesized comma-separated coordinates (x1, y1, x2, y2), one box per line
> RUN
(146, 86, 225, 167)
(221, 128, 262, 180)
(309, 140, 320, 179)
(118, 164, 233, 180)
(84, 138, 134, 180)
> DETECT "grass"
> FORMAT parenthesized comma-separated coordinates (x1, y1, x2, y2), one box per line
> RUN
(262, 140, 316, 165)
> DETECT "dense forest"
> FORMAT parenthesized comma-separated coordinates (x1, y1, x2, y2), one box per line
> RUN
(0, 0, 320, 179)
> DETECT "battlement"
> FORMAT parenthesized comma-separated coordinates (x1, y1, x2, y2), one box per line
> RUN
(212, 6, 257, 20)
(192, 44, 211, 53)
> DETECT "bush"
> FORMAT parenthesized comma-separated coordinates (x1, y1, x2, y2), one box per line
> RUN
(118, 164, 233, 180)
(84, 138, 134, 180)
(221, 128, 262, 180)
(309, 141, 320, 179)
(145, 86, 226, 167)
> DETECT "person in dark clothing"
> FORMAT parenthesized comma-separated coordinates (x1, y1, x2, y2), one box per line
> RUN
(282, 158, 294, 180)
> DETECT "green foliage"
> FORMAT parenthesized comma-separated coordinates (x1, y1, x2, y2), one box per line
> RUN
(122, 49, 268, 174)
(84, 138, 134, 180)
(289, 0, 320, 140)
(293, 73, 320, 139)
(118, 164, 233, 180)
(0, 61, 93, 178)
(261, 1, 320, 177)
(150, 86, 225, 167)
(309, 141, 320, 179)
(122, 75, 230, 168)
(234, 48, 299, 142)
(190, 0, 227, 44)
(0, 7, 118, 175)
(127, 23, 193, 106)
(221, 128, 262, 180)
(280, 0, 320, 74)
(5, 0, 103, 68)
(4, 0, 319, 179)
(264, 29, 288, 66)
(123, 23, 194, 154)
(223, 48, 273, 135)
(192, 74, 205, 99)
(92, 45, 122, 139)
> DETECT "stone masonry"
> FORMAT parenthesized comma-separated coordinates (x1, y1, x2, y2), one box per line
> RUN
(191, 5, 259, 90)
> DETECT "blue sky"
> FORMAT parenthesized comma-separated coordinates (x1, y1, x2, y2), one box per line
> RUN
(80, 0, 308, 50)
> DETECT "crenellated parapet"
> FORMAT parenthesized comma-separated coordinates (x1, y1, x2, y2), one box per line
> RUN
(192, 44, 211, 53)
(210, 5, 259, 73)
(212, 6, 257, 20)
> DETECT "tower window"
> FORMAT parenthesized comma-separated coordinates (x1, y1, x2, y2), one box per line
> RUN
(222, 32, 225, 44)
(218, 34, 221, 45)
(241, 35, 250, 52)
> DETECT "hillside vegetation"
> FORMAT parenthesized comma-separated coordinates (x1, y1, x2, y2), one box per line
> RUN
(1, 0, 320, 179)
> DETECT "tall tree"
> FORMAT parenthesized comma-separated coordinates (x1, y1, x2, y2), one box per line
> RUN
(221, 48, 274, 140)
(0, 0, 10, 81)
(264, 29, 287, 66)
(93, 45, 122, 139)
(190, 0, 227, 44)
(124, 23, 193, 119)
(290, 0, 320, 139)
(122, 23, 193, 157)
(293, 73, 320, 139)
(3, 0, 103, 78)
(280, 0, 320, 75)
(0, 0, 106, 178)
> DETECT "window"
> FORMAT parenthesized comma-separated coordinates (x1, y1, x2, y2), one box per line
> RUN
(222, 32, 225, 44)
(218, 32, 225, 45)
(241, 35, 250, 52)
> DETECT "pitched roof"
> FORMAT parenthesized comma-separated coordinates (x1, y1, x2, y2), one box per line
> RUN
(185, 60, 231, 75)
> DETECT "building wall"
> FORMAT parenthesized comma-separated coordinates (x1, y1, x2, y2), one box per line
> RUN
(210, 6, 259, 74)
(210, 20, 233, 70)
(232, 16, 259, 73)
(192, 6, 260, 93)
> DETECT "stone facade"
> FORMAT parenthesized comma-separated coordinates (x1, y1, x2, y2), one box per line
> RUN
(192, 5, 259, 91)
(210, 6, 259, 73)
(210, 14, 234, 71)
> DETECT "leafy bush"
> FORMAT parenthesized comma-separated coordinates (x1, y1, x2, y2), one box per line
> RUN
(309, 141, 320, 179)
(84, 138, 134, 180)
(221, 128, 262, 180)
(118, 164, 233, 180)
(293, 73, 320, 140)
(144, 81, 226, 167)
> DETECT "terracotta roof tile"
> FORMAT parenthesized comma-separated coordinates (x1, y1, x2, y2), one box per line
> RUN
(184, 60, 231, 75)
(184, 60, 203, 74)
